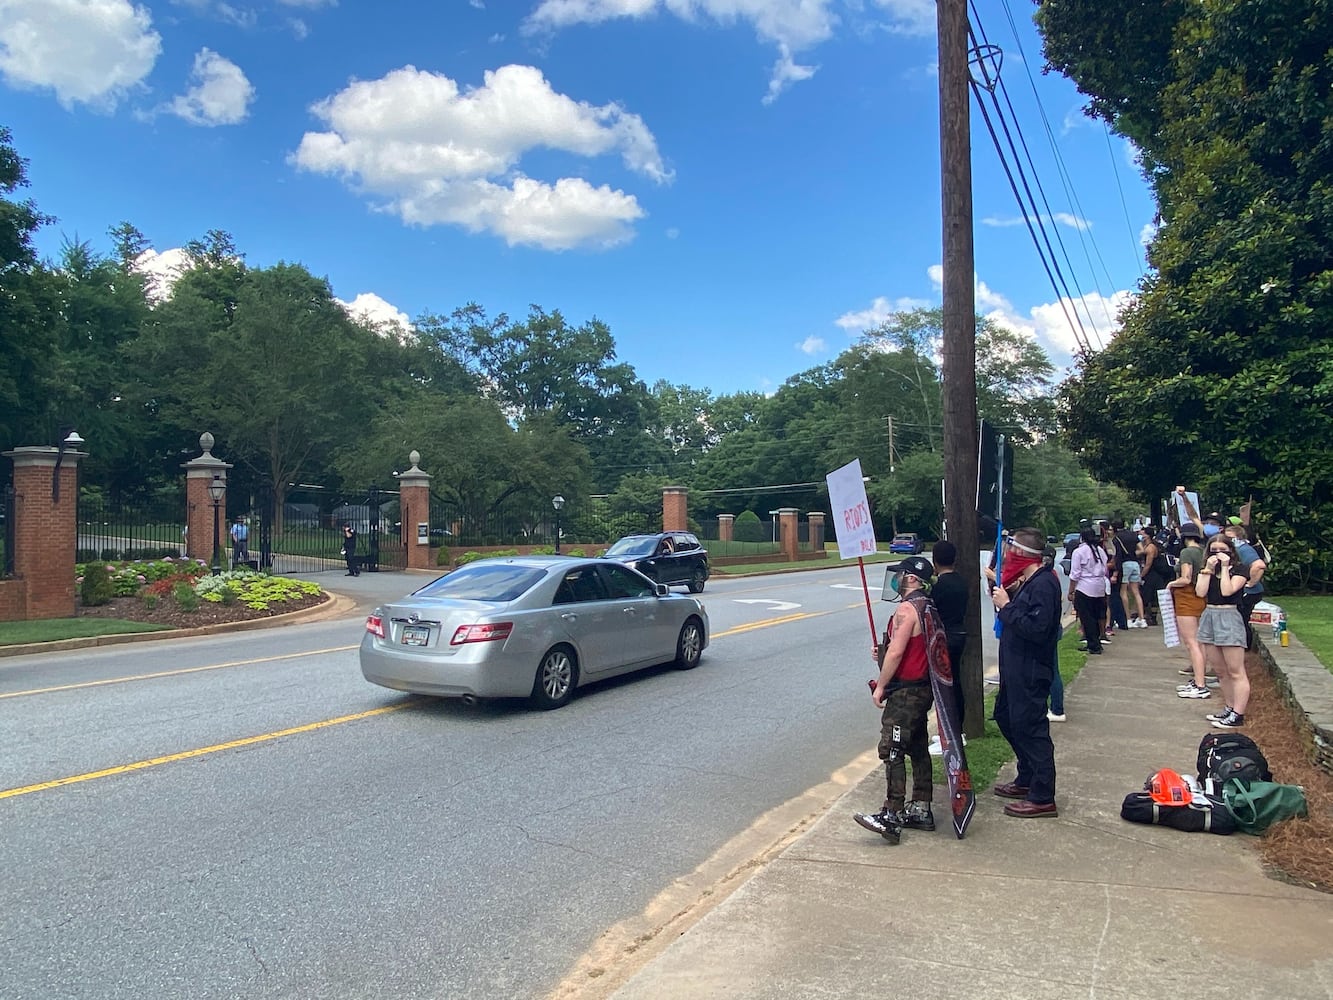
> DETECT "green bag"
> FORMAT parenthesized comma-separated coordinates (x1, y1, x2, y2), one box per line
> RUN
(1223, 778, 1308, 834)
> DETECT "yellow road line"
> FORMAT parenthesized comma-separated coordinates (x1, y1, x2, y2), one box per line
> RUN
(0, 703, 411, 801)
(2, 604, 855, 801)
(0, 645, 359, 701)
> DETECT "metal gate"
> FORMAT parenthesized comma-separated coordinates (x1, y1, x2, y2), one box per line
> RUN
(257, 481, 405, 575)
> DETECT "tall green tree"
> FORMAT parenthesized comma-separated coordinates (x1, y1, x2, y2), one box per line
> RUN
(1041, 0, 1333, 586)
(0, 127, 59, 449)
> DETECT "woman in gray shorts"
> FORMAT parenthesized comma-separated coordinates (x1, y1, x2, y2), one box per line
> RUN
(1194, 535, 1251, 730)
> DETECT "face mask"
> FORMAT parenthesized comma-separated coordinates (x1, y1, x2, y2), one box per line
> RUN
(1203, 524, 1221, 537)
(1000, 552, 1041, 588)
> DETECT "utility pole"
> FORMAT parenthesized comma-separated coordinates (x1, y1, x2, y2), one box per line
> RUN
(938, 0, 983, 737)
(887, 415, 895, 473)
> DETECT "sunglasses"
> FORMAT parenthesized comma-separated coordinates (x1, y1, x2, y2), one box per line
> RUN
(1208, 548, 1230, 554)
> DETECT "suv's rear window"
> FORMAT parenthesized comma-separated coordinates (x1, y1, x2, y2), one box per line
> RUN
(414, 563, 545, 602)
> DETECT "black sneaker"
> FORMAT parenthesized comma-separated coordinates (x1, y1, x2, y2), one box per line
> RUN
(853, 809, 902, 844)
(1211, 711, 1246, 730)
(901, 801, 936, 832)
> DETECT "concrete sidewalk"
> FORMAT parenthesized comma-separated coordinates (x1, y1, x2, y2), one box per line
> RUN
(610, 626, 1333, 999)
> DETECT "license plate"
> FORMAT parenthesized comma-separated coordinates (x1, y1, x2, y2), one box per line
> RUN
(401, 625, 430, 646)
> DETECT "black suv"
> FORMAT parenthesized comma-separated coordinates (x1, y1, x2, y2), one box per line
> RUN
(602, 531, 710, 593)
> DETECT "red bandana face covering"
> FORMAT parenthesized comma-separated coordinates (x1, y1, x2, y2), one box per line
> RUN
(1000, 552, 1041, 589)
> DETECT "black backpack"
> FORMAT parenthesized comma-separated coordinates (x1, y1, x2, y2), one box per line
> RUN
(1197, 733, 1273, 786)
(1120, 790, 1237, 835)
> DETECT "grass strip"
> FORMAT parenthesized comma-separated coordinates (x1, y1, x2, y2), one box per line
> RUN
(0, 619, 170, 646)
(934, 629, 1089, 791)
(1266, 595, 1333, 673)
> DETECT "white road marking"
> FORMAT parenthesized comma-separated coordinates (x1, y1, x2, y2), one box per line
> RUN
(734, 599, 800, 612)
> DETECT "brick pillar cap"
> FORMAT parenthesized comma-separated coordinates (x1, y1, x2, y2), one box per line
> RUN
(396, 449, 432, 488)
(808, 511, 826, 519)
(183, 432, 232, 472)
(662, 485, 689, 495)
(777, 506, 800, 514)
(718, 513, 735, 519)
(4, 446, 89, 467)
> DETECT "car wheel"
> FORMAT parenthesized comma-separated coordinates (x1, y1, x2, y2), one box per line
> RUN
(687, 569, 706, 594)
(674, 617, 705, 670)
(530, 645, 578, 710)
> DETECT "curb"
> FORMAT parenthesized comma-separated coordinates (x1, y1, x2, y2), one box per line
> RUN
(0, 591, 360, 659)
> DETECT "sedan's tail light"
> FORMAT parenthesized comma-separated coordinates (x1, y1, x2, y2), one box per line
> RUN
(450, 622, 514, 645)
(366, 614, 385, 638)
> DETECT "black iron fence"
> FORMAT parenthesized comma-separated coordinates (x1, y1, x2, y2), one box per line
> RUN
(256, 482, 406, 575)
(428, 494, 658, 551)
(77, 490, 187, 563)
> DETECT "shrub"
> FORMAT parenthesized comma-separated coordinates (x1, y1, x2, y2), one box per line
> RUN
(142, 593, 158, 610)
(734, 510, 767, 542)
(567, 547, 586, 557)
(80, 562, 116, 607)
(531, 545, 556, 555)
(435, 546, 451, 566)
(173, 581, 200, 612)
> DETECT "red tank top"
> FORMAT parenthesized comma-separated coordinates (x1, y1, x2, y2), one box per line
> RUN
(888, 618, 929, 682)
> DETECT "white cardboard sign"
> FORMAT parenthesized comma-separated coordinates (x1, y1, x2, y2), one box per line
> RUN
(826, 458, 878, 559)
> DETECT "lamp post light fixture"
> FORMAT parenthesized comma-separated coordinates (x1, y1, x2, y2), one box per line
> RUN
(208, 473, 226, 575)
(51, 428, 85, 503)
(552, 494, 565, 555)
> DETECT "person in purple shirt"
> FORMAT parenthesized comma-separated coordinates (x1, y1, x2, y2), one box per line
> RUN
(1067, 528, 1109, 655)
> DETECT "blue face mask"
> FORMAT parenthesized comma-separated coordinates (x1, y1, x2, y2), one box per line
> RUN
(889, 574, 902, 595)
(1203, 524, 1222, 537)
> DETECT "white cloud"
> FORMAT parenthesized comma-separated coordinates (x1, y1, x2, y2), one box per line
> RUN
(132, 247, 192, 302)
(834, 294, 932, 333)
(292, 63, 671, 250)
(0, 0, 161, 110)
(869, 0, 935, 36)
(1139, 221, 1158, 247)
(168, 49, 254, 126)
(927, 265, 1134, 359)
(981, 212, 1091, 232)
(524, 0, 838, 101)
(798, 335, 827, 355)
(289, 18, 310, 39)
(339, 292, 412, 336)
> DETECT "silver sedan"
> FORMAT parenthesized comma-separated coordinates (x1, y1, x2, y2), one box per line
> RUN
(360, 556, 709, 709)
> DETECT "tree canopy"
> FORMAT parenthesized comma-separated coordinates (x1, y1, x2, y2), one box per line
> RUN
(1039, 0, 1333, 586)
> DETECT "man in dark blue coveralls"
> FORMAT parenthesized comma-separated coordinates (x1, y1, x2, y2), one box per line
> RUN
(989, 526, 1063, 818)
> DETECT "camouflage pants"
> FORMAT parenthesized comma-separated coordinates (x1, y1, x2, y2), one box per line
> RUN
(878, 682, 934, 811)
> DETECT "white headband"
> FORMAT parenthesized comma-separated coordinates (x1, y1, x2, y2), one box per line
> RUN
(1007, 538, 1044, 556)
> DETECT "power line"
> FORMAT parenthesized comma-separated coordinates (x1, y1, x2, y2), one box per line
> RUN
(997, 0, 1123, 323)
(967, 5, 1100, 352)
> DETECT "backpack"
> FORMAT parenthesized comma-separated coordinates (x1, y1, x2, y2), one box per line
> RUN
(1196, 733, 1272, 786)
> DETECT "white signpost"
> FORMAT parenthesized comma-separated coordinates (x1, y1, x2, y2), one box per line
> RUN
(826, 458, 881, 658)
(827, 458, 878, 559)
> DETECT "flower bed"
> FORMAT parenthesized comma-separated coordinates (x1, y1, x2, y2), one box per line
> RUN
(75, 559, 328, 627)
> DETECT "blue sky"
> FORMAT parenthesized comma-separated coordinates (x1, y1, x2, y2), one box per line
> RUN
(2, 0, 1155, 395)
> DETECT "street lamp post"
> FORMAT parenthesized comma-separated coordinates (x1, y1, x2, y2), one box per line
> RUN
(552, 494, 565, 555)
(208, 474, 225, 575)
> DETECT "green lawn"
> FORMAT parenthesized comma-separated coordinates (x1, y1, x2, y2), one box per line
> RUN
(1270, 595, 1333, 672)
(0, 618, 170, 646)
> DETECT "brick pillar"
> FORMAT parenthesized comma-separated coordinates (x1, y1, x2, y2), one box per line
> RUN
(718, 514, 734, 542)
(808, 512, 826, 551)
(3, 445, 87, 619)
(182, 432, 232, 565)
(778, 507, 800, 562)
(662, 486, 688, 532)
(397, 451, 433, 570)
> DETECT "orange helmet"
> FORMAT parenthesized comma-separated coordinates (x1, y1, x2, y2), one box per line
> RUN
(1148, 768, 1191, 806)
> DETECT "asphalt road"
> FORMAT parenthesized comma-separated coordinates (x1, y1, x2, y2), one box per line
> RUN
(0, 560, 1014, 999)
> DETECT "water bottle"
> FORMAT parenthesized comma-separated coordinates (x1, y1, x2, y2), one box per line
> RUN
(1280, 615, 1289, 647)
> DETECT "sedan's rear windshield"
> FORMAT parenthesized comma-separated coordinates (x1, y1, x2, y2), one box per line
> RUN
(604, 536, 658, 558)
(413, 564, 546, 602)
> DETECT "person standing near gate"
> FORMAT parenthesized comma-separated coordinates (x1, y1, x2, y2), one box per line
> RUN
(342, 522, 360, 576)
(229, 516, 249, 568)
